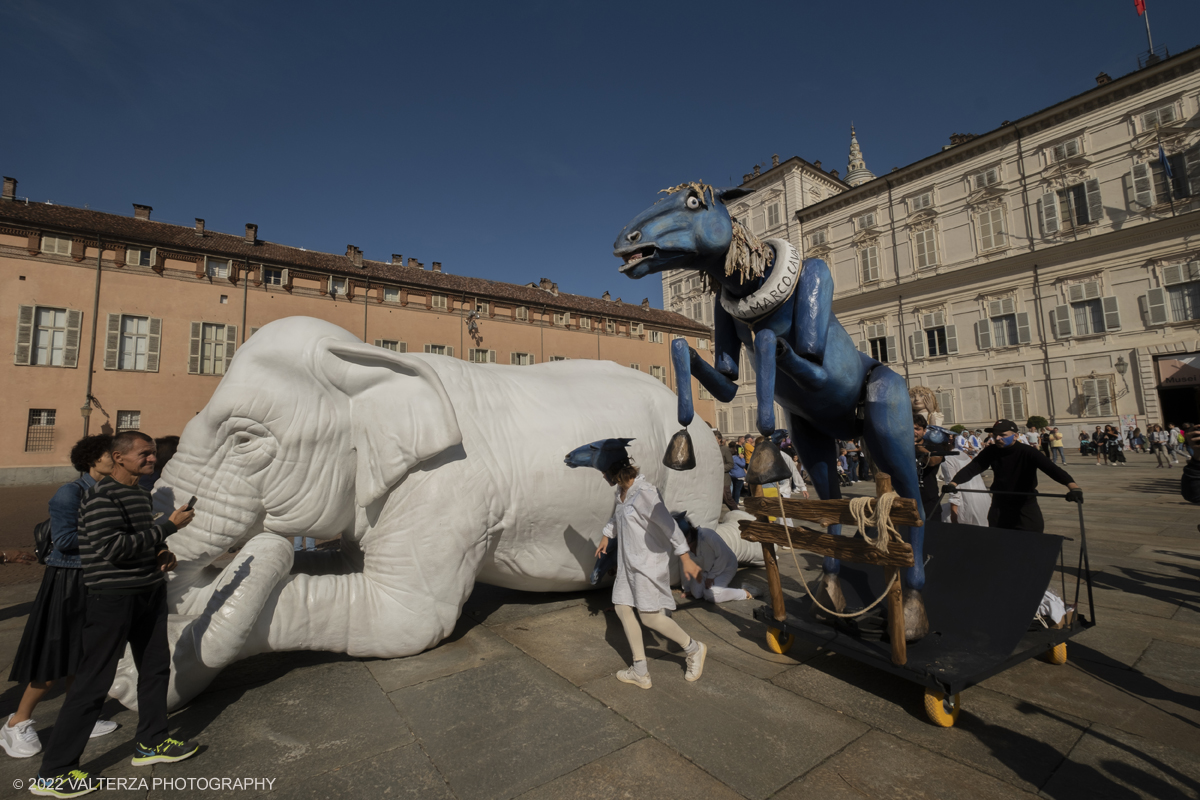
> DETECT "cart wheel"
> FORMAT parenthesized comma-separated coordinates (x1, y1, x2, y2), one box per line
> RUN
(924, 689, 960, 728)
(1046, 642, 1068, 665)
(766, 627, 794, 654)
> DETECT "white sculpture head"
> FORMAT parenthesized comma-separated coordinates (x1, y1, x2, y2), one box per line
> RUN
(156, 317, 462, 566)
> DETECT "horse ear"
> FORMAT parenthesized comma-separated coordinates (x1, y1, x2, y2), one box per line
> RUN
(717, 186, 753, 203)
(318, 340, 462, 507)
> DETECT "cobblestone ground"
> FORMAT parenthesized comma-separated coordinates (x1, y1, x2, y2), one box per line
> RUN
(0, 451, 1196, 799)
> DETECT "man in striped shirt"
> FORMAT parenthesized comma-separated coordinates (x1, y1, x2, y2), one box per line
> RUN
(35, 431, 198, 798)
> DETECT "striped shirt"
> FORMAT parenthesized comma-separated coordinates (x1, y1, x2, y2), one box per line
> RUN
(79, 476, 178, 594)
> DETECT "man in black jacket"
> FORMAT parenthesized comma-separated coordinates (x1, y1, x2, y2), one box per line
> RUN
(942, 419, 1082, 533)
(35, 432, 197, 798)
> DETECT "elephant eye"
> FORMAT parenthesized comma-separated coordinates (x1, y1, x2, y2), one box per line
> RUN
(686, 195, 701, 210)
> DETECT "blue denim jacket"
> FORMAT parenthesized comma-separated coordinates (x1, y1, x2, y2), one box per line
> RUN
(45, 474, 96, 569)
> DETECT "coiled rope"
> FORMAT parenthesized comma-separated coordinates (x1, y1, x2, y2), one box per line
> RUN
(775, 492, 904, 619)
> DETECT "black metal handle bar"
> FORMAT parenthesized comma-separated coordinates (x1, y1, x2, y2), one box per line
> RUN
(951, 487, 1075, 499)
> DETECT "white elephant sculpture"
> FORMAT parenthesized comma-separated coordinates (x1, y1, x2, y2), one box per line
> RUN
(110, 316, 733, 709)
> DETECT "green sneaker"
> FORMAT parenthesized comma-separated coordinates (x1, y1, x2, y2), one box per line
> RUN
(130, 737, 199, 766)
(29, 770, 99, 798)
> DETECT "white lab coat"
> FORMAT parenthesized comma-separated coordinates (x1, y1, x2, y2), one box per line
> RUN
(602, 475, 689, 612)
(682, 527, 745, 604)
(938, 453, 991, 526)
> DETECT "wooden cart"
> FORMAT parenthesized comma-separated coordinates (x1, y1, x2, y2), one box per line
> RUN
(740, 474, 1094, 727)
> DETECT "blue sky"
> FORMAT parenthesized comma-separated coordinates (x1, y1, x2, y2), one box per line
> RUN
(4, 0, 1198, 306)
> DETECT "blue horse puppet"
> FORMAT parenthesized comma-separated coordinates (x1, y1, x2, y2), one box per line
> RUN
(614, 182, 928, 638)
(564, 438, 635, 584)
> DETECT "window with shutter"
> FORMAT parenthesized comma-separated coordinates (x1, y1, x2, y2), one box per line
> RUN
(767, 203, 780, 227)
(649, 330, 663, 343)
(924, 326, 949, 357)
(857, 212, 876, 229)
(1052, 139, 1080, 162)
(511, 352, 535, 365)
(206, 257, 230, 279)
(1015, 312, 1031, 344)
(1183, 146, 1200, 197)
(1143, 287, 1168, 324)
(1081, 378, 1114, 417)
(1052, 304, 1073, 338)
(1132, 163, 1155, 208)
(910, 192, 933, 212)
(27, 307, 69, 366)
(1141, 104, 1177, 131)
(910, 334, 926, 360)
(937, 392, 955, 424)
(424, 344, 450, 356)
(40, 235, 71, 256)
(810, 229, 827, 246)
(432, 294, 447, 310)
(57, 310, 82, 368)
(14, 305, 34, 365)
(1000, 386, 1025, 420)
(1084, 179, 1103, 224)
(516, 306, 528, 321)
(975, 319, 992, 350)
(1038, 192, 1059, 235)
(977, 207, 1007, 250)
(859, 245, 879, 283)
(1167, 282, 1200, 322)
(945, 324, 958, 354)
(973, 168, 1000, 190)
(184, 322, 200, 373)
(913, 227, 937, 269)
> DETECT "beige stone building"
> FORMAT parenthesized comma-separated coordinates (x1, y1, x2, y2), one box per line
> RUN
(800, 48, 1200, 436)
(664, 46, 1200, 441)
(0, 183, 714, 485)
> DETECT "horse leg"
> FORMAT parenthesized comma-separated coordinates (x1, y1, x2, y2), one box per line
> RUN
(670, 338, 696, 427)
(786, 413, 847, 612)
(753, 328, 777, 435)
(859, 365, 929, 640)
(685, 345, 738, 403)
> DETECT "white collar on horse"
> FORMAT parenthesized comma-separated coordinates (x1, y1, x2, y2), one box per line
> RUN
(718, 238, 801, 325)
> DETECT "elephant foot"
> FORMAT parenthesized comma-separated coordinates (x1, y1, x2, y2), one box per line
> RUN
(811, 572, 846, 617)
(903, 587, 930, 642)
(110, 534, 296, 711)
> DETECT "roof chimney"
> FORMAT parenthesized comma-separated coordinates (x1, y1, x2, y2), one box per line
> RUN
(603, 291, 611, 301)
(771, 154, 779, 167)
(408, 257, 418, 268)
(1095, 71, 1112, 85)
(245, 223, 258, 244)
(641, 298, 650, 309)
(345, 245, 363, 267)
(2, 177, 15, 201)
(431, 261, 442, 273)
(133, 204, 152, 221)
(753, 165, 761, 176)
(540, 278, 553, 290)
(742, 173, 753, 184)
(829, 169, 839, 179)
(813, 160, 821, 169)
(195, 218, 206, 236)
(391, 254, 403, 265)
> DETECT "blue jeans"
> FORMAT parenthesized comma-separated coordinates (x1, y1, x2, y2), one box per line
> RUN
(1051, 446, 1066, 464)
(293, 537, 315, 551)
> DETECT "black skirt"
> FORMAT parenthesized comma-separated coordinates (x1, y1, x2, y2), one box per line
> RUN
(8, 565, 87, 684)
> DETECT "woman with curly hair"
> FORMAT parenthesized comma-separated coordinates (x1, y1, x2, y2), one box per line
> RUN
(2, 435, 120, 759)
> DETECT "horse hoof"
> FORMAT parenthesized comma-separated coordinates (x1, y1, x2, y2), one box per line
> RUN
(662, 429, 696, 471)
(814, 573, 846, 615)
(903, 588, 930, 641)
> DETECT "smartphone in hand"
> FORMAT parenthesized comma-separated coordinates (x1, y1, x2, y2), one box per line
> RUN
(186, 496, 198, 511)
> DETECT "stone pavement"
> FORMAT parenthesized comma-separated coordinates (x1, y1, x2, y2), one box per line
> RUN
(0, 452, 1197, 798)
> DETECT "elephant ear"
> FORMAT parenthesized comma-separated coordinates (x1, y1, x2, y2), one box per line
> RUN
(319, 339, 463, 507)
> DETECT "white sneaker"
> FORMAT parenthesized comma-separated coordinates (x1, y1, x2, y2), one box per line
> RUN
(89, 719, 118, 739)
(0, 713, 41, 758)
(616, 667, 652, 689)
(684, 641, 707, 682)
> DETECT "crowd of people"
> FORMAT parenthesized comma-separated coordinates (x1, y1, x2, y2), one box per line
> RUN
(2, 432, 200, 798)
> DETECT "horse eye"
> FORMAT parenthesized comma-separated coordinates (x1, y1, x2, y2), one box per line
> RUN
(686, 196, 701, 209)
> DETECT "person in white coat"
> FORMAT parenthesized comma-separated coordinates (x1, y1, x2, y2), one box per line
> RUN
(938, 452, 991, 525)
(676, 514, 763, 603)
(589, 443, 706, 690)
